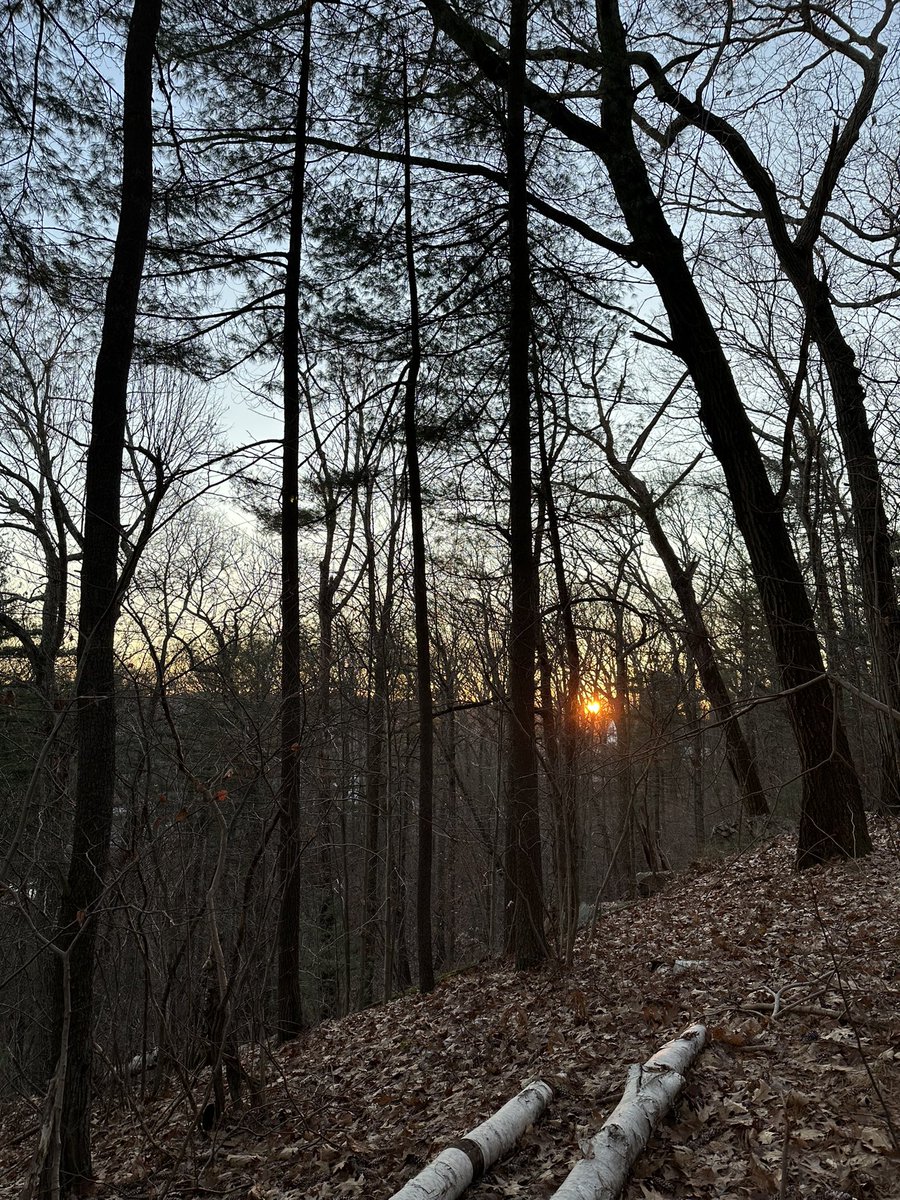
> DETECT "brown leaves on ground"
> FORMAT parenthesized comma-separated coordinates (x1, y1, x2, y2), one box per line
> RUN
(2, 822, 898, 1199)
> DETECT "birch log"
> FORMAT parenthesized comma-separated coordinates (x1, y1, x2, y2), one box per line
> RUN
(388, 1078, 553, 1200)
(549, 1023, 707, 1200)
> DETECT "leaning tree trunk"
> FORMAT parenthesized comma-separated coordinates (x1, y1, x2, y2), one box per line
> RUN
(800, 281, 900, 809)
(420, 0, 871, 868)
(504, 0, 547, 969)
(276, 0, 313, 1044)
(639, 20, 900, 809)
(626, 474, 768, 821)
(594, 0, 869, 868)
(45, 0, 161, 1192)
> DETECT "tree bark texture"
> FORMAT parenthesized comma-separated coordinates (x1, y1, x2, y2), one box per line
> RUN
(47, 0, 161, 1191)
(549, 1025, 706, 1200)
(389, 1079, 553, 1200)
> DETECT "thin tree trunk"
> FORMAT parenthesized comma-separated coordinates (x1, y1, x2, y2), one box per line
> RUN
(796, 407, 848, 728)
(445, 699, 458, 964)
(393, 821, 413, 993)
(276, 0, 313, 1044)
(600, 449, 768, 820)
(612, 603, 636, 897)
(689, 672, 705, 849)
(504, 0, 547, 970)
(360, 697, 384, 1007)
(46, 0, 161, 1190)
(401, 51, 435, 995)
(536, 381, 580, 961)
(382, 771, 395, 1001)
(316, 567, 337, 1014)
(358, 475, 393, 1009)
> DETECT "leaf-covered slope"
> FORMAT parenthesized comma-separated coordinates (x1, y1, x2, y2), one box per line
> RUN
(3, 825, 898, 1199)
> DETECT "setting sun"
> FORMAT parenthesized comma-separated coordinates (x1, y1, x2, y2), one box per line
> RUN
(580, 694, 610, 720)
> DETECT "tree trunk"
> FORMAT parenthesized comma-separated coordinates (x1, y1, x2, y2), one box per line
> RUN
(358, 473, 394, 1009)
(401, 52, 435, 995)
(550, 1026, 706, 1200)
(594, 0, 869, 868)
(420, 0, 872, 868)
(46, 0, 161, 1191)
(445, 700, 458, 964)
(689, 676, 705, 850)
(612, 603, 636, 897)
(623, 472, 768, 820)
(389, 1080, 553, 1200)
(536, 384, 580, 961)
(640, 23, 900, 808)
(316, 515, 338, 1015)
(504, 0, 547, 970)
(276, 0, 313, 1044)
(801, 282, 900, 808)
(795, 406, 849, 732)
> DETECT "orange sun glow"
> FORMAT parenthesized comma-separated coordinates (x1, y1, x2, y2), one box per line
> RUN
(581, 694, 609, 720)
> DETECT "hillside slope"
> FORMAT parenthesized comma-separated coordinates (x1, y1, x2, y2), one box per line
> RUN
(3, 825, 899, 1199)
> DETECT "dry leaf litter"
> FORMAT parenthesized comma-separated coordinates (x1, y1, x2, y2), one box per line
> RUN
(2, 823, 898, 1200)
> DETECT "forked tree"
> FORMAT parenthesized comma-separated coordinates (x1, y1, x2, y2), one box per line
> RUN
(420, 0, 871, 868)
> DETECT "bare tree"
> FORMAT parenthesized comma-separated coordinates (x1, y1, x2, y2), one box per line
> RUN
(583, 379, 769, 821)
(634, 0, 900, 808)
(420, 0, 870, 868)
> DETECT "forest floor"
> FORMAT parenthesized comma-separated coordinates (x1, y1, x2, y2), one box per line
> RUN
(2, 822, 899, 1200)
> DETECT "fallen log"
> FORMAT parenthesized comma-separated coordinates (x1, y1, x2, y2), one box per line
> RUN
(388, 1078, 553, 1200)
(549, 1023, 706, 1200)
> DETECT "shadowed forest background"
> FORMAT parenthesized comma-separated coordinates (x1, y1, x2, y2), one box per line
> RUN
(1, 0, 899, 1195)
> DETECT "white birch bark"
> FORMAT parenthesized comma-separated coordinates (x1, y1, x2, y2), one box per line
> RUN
(388, 1078, 553, 1200)
(549, 1023, 707, 1200)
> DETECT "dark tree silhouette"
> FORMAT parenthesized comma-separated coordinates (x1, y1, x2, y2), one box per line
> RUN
(401, 49, 436, 995)
(45, 0, 162, 1191)
(504, 0, 548, 969)
(421, 0, 871, 870)
(276, 0, 313, 1045)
